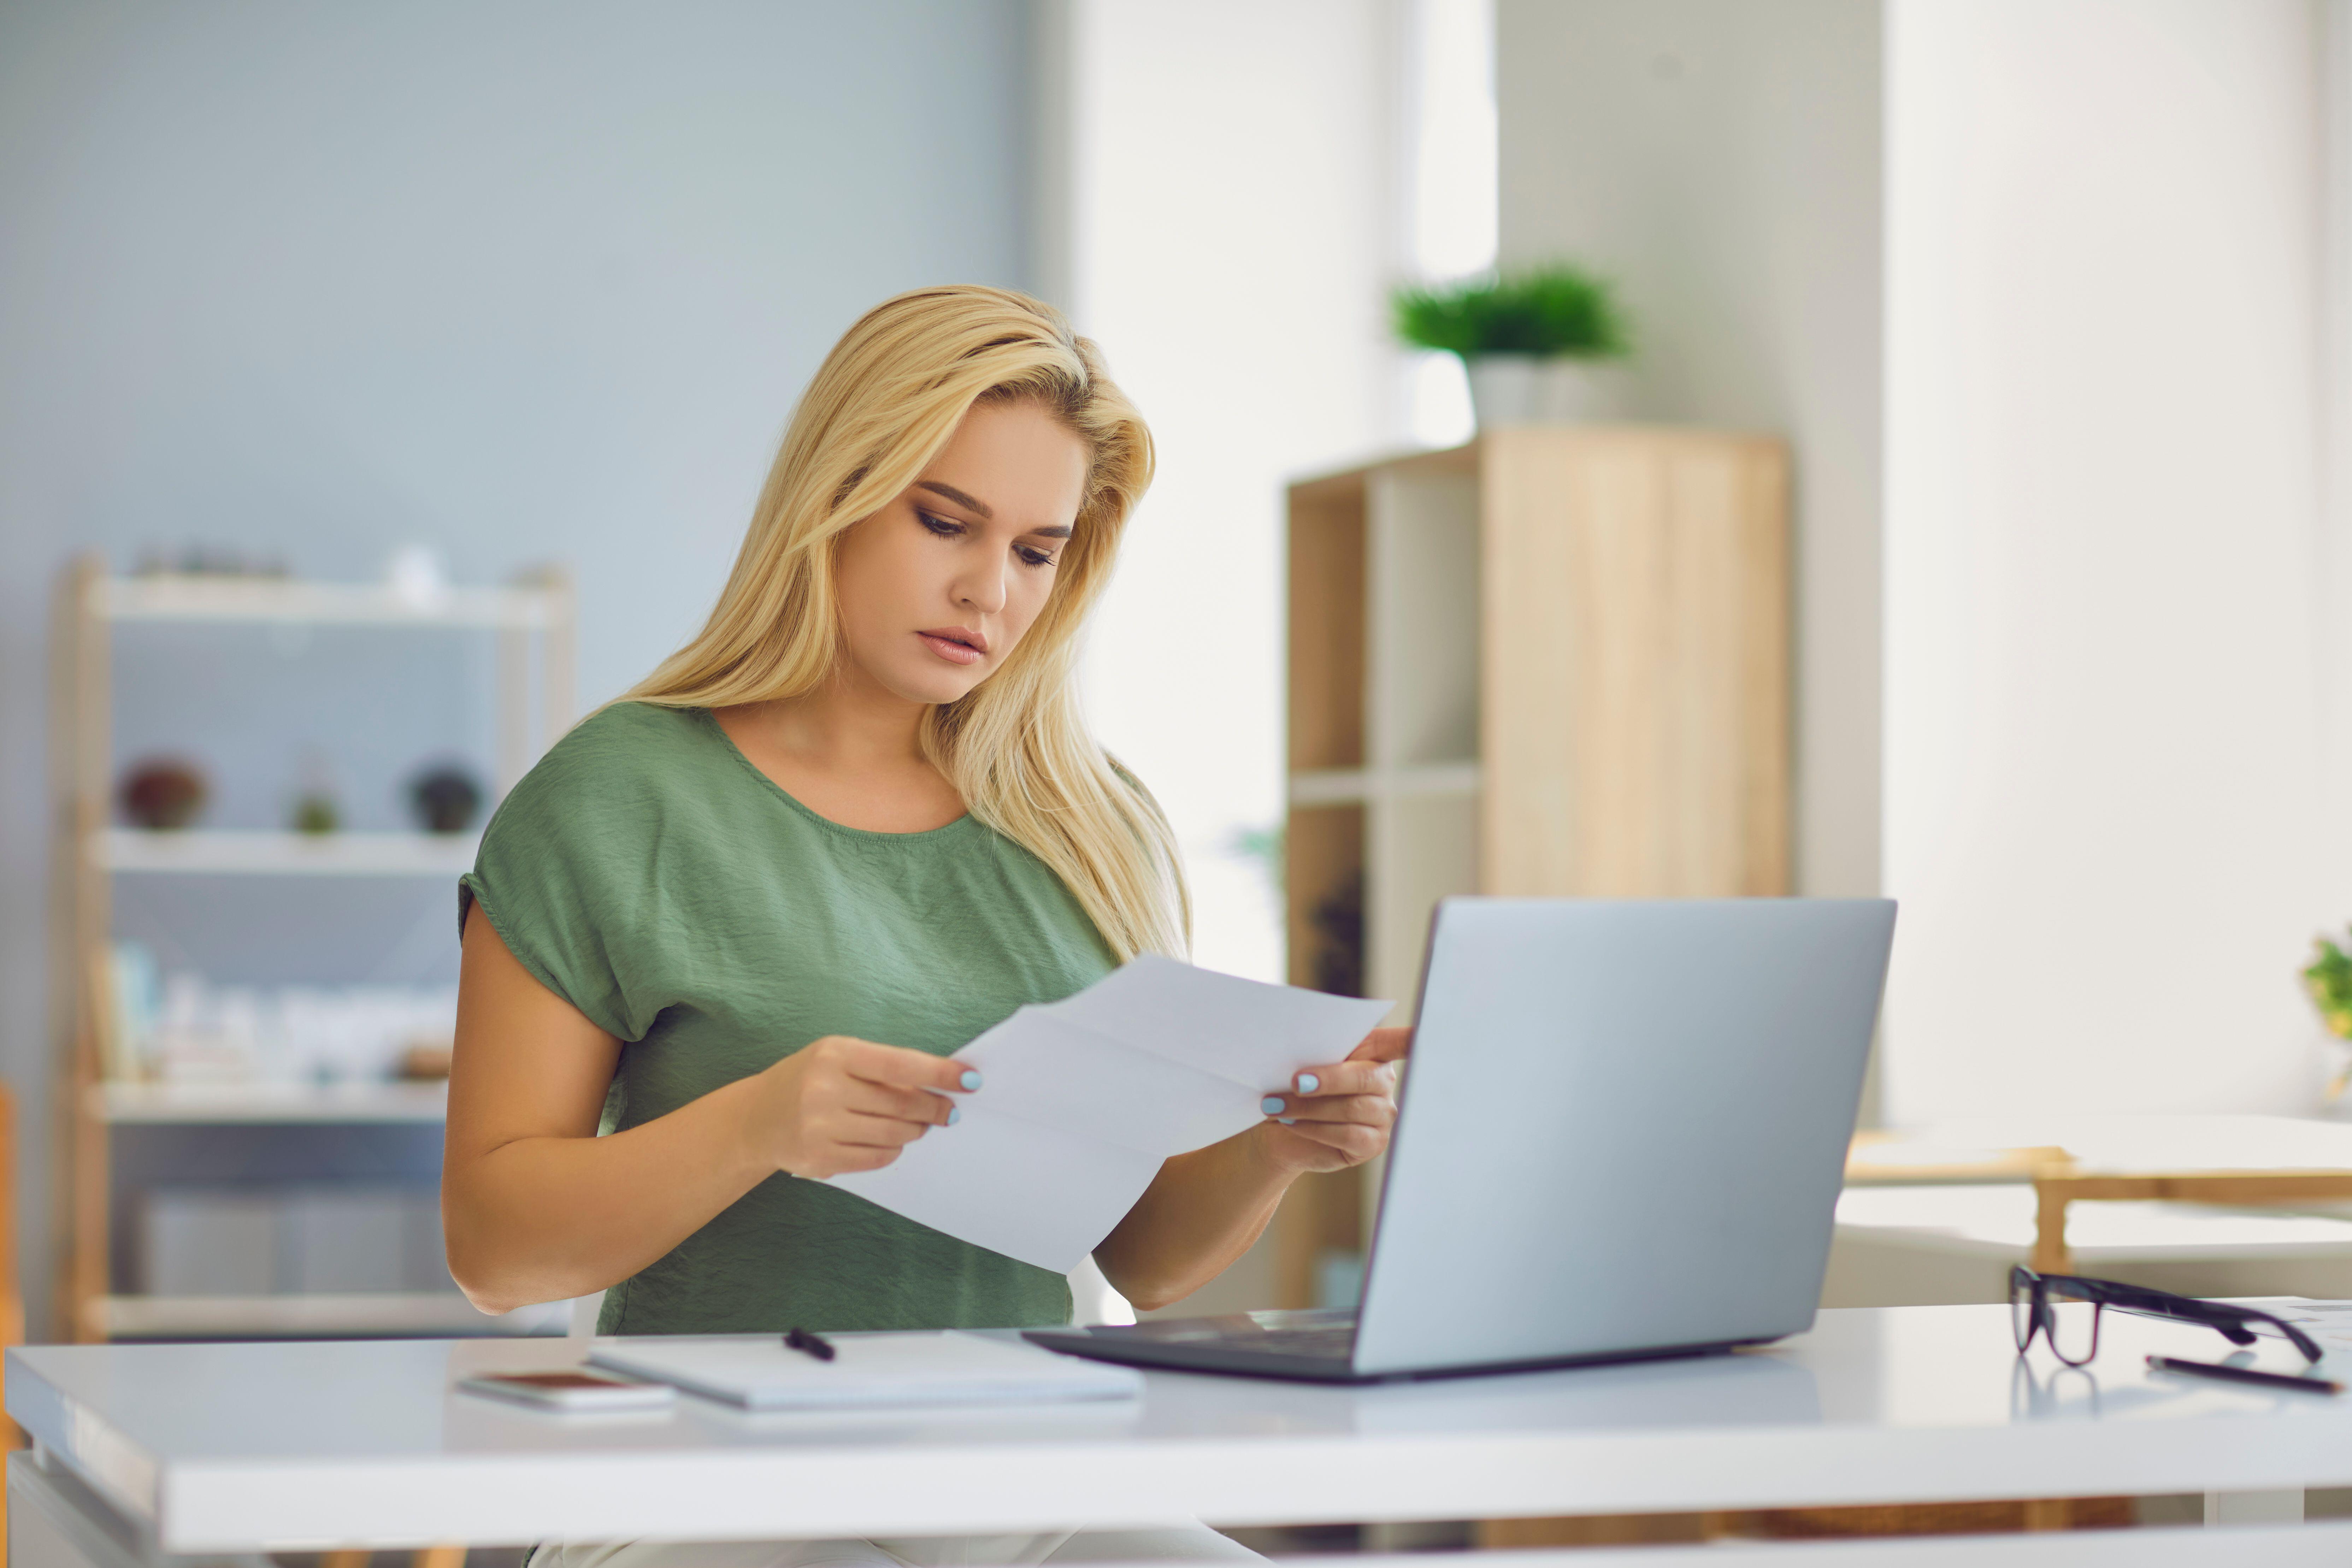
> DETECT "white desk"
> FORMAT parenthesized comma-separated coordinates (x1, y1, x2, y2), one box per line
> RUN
(9, 1306, 2352, 1560)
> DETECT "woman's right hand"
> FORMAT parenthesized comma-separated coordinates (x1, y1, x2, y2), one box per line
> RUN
(749, 1036, 977, 1178)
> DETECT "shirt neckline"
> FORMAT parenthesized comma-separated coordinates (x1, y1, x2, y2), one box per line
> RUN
(691, 706, 979, 845)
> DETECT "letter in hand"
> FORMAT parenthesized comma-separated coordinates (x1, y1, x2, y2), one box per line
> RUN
(1257, 1026, 1411, 1175)
(756, 1035, 978, 1181)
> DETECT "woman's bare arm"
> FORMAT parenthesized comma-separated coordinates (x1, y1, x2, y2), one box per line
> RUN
(442, 908, 973, 1314)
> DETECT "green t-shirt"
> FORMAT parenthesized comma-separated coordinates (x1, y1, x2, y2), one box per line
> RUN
(457, 700, 1116, 1335)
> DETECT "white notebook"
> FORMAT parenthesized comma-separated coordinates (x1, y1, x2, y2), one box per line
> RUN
(587, 1331, 1143, 1410)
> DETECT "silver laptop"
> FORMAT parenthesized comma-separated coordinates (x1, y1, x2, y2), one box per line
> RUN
(1026, 896, 1896, 1382)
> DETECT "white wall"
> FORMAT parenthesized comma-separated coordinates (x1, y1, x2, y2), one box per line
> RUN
(1057, 0, 1407, 985)
(1494, 0, 1886, 914)
(1882, 0, 2334, 1122)
(0, 0, 1036, 1336)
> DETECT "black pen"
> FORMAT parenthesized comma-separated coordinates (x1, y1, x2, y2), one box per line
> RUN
(2147, 1355, 2341, 1396)
(784, 1326, 836, 1362)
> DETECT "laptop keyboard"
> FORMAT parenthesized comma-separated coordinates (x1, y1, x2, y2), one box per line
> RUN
(1253, 1326, 1357, 1358)
(1107, 1308, 1360, 1360)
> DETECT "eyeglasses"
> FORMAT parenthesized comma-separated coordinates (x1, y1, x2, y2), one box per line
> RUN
(2010, 1265, 2323, 1368)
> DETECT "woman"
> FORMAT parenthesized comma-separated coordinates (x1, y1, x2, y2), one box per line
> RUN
(443, 285, 1405, 1564)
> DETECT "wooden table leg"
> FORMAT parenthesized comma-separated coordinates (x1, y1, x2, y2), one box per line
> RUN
(2031, 1185, 2073, 1274)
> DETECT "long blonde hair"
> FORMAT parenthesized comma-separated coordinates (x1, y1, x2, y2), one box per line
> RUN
(625, 285, 1187, 961)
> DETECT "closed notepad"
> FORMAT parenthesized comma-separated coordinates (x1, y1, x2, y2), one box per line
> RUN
(587, 1331, 1143, 1410)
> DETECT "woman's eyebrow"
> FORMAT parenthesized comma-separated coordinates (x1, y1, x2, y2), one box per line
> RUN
(1031, 526, 1073, 539)
(915, 479, 992, 519)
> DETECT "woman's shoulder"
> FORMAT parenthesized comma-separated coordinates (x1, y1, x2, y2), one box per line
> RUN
(492, 701, 723, 836)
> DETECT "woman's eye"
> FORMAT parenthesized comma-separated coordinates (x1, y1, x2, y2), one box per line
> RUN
(918, 511, 964, 538)
(1017, 546, 1058, 569)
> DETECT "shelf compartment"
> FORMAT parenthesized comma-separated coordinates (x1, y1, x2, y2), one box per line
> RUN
(1288, 763, 1480, 807)
(1286, 473, 1368, 773)
(95, 1081, 449, 1125)
(1366, 793, 1479, 1015)
(95, 1291, 565, 1340)
(96, 829, 478, 877)
(93, 575, 560, 629)
(1367, 465, 1480, 768)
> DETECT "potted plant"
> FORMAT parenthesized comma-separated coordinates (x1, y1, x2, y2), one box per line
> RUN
(1392, 263, 1632, 428)
(2303, 932, 2352, 1107)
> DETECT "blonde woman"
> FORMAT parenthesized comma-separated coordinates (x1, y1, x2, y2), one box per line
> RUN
(442, 287, 1405, 1566)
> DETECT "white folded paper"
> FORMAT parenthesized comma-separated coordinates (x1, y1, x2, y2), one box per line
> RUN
(827, 956, 1393, 1272)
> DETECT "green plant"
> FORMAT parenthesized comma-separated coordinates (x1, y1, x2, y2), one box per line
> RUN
(1391, 264, 1631, 360)
(2306, 933, 2352, 1038)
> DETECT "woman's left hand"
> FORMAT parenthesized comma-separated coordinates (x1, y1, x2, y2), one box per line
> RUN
(1256, 1026, 1412, 1175)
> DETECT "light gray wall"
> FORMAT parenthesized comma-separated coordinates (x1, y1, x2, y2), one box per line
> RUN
(1495, 0, 1885, 918)
(0, 0, 1035, 1337)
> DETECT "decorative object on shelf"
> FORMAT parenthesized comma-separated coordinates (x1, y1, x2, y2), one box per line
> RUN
(407, 761, 484, 834)
(383, 542, 452, 613)
(120, 968, 461, 1086)
(289, 749, 340, 835)
(118, 757, 208, 830)
(1309, 870, 1365, 999)
(398, 1038, 455, 1080)
(1392, 263, 1632, 428)
(2304, 932, 2352, 1106)
(132, 544, 289, 579)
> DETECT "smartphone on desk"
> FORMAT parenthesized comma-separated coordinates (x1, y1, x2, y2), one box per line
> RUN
(458, 1369, 677, 1413)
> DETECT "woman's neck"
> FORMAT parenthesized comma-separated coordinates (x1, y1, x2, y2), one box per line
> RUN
(715, 676, 967, 833)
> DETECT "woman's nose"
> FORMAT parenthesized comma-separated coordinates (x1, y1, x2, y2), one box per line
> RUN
(955, 561, 1009, 614)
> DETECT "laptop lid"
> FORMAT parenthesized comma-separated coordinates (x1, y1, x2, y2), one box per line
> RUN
(1349, 897, 1895, 1378)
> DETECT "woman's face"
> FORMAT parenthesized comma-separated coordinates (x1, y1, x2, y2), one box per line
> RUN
(833, 399, 1089, 708)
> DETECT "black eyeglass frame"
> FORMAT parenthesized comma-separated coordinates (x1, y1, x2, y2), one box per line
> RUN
(2009, 1265, 2323, 1368)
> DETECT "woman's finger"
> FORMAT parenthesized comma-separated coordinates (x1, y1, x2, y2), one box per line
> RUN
(826, 1144, 904, 1175)
(1347, 1026, 1412, 1064)
(836, 1037, 983, 1096)
(1276, 1119, 1384, 1161)
(1283, 1060, 1396, 1098)
(834, 1109, 935, 1148)
(845, 1080, 959, 1126)
(1261, 1091, 1395, 1127)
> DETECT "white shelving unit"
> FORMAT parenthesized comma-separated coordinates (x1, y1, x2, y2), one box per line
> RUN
(51, 559, 576, 1342)
(95, 1081, 451, 1126)
(96, 575, 559, 629)
(95, 829, 481, 877)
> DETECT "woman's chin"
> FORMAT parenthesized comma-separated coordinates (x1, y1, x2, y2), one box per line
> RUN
(880, 664, 988, 708)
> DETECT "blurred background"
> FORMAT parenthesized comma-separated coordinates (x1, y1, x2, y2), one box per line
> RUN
(6, 0, 2352, 1424)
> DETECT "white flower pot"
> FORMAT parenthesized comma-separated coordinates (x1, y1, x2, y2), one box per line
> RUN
(1465, 355, 1620, 428)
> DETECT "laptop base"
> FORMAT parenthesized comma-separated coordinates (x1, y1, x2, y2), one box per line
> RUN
(1021, 1321, 1756, 1385)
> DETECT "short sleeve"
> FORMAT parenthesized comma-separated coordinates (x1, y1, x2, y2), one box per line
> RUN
(458, 703, 685, 1043)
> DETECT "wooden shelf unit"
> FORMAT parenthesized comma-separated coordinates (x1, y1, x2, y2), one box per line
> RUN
(48, 560, 576, 1343)
(1276, 427, 1791, 1307)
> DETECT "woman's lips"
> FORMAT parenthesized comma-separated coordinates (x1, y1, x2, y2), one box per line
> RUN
(917, 630, 984, 666)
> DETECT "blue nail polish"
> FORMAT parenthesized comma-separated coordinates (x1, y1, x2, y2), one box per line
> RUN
(947, 1105, 961, 1126)
(1261, 1095, 1286, 1114)
(960, 1069, 984, 1091)
(1295, 1073, 1321, 1094)
(1278, 1117, 1296, 1126)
